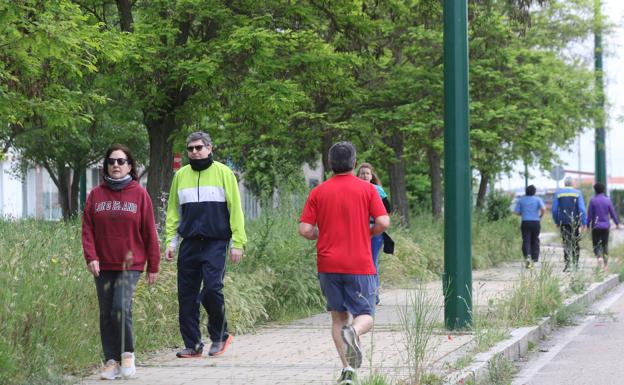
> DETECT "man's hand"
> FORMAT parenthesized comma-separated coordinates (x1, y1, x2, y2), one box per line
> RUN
(164, 246, 176, 262)
(230, 247, 243, 264)
(87, 260, 100, 278)
(298, 222, 318, 240)
(371, 215, 390, 236)
(146, 272, 158, 285)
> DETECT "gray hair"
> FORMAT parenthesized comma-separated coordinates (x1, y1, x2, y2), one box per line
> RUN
(329, 141, 356, 174)
(564, 176, 573, 187)
(186, 131, 212, 146)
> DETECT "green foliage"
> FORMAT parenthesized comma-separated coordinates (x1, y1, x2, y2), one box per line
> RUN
(358, 373, 394, 385)
(554, 302, 586, 327)
(497, 262, 563, 326)
(611, 189, 624, 219)
(487, 354, 516, 385)
(398, 283, 442, 385)
(472, 214, 520, 269)
(2, 0, 601, 218)
(0, 220, 97, 384)
(484, 191, 513, 222)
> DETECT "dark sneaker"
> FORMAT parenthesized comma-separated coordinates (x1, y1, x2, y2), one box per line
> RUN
(208, 334, 233, 357)
(176, 347, 203, 358)
(341, 325, 362, 369)
(337, 366, 355, 385)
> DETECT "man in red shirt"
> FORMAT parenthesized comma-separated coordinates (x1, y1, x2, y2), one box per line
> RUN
(299, 141, 390, 384)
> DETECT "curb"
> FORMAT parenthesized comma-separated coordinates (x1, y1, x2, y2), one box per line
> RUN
(443, 274, 621, 385)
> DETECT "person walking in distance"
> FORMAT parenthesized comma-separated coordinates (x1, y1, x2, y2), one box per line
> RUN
(82, 144, 160, 379)
(552, 176, 587, 271)
(164, 131, 246, 358)
(587, 182, 620, 272)
(514, 185, 545, 269)
(299, 142, 390, 385)
(357, 162, 392, 304)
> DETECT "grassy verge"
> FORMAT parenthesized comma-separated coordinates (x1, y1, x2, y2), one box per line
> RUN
(0, 207, 522, 384)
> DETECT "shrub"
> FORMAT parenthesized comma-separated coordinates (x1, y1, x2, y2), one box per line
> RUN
(485, 190, 513, 222)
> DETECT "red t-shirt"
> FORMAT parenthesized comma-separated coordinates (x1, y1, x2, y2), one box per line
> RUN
(300, 173, 387, 274)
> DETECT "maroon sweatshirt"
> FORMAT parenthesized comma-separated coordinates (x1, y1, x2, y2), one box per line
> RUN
(82, 180, 160, 273)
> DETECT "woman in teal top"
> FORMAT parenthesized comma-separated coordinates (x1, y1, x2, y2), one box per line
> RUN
(357, 163, 391, 303)
(514, 184, 545, 269)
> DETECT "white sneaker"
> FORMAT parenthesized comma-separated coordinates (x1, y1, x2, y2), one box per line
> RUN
(100, 359, 120, 380)
(121, 352, 136, 378)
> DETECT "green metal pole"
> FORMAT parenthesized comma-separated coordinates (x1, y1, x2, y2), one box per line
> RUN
(524, 161, 529, 190)
(80, 169, 87, 211)
(443, 0, 472, 330)
(594, 0, 606, 188)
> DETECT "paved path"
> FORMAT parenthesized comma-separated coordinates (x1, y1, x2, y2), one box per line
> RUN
(78, 229, 624, 384)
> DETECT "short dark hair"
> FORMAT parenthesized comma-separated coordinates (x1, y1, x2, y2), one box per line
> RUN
(329, 141, 356, 174)
(594, 182, 605, 194)
(525, 185, 536, 196)
(103, 144, 138, 180)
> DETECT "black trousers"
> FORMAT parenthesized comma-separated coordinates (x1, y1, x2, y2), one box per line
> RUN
(177, 238, 229, 350)
(591, 228, 610, 259)
(520, 221, 541, 262)
(95, 270, 141, 362)
(560, 224, 581, 266)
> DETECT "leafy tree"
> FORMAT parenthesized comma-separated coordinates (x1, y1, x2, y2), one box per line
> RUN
(0, 0, 140, 219)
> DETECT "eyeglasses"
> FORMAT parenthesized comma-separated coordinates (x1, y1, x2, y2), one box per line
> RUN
(106, 158, 128, 166)
(187, 145, 206, 152)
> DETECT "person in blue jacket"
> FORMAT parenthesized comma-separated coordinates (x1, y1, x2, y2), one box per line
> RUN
(514, 185, 545, 269)
(552, 177, 587, 271)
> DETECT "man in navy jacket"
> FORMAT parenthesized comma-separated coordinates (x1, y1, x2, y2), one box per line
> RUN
(552, 177, 587, 271)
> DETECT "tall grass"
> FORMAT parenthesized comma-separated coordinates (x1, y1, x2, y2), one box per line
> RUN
(397, 283, 442, 385)
(0, 220, 97, 384)
(496, 262, 562, 326)
(0, 203, 524, 384)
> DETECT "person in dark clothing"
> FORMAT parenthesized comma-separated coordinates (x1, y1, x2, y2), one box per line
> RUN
(82, 144, 160, 380)
(587, 182, 620, 271)
(552, 177, 587, 271)
(514, 185, 545, 269)
(164, 131, 246, 358)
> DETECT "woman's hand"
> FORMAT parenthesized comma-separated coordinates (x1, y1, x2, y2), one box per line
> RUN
(87, 260, 100, 277)
(146, 272, 158, 285)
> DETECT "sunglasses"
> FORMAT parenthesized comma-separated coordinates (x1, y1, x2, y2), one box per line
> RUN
(106, 158, 128, 166)
(187, 145, 207, 152)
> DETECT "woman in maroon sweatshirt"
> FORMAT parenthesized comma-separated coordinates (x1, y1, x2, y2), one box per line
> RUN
(82, 144, 160, 380)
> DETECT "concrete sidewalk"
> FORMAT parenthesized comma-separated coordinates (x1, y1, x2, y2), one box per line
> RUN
(79, 230, 624, 385)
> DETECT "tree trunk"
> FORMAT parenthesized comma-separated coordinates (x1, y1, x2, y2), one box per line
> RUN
(144, 113, 176, 224)
(56, 165, 72, 221)
(70, 166, 83, 214)
(321, 132, 333, 180)
(428, 147, 442, 218)
(385, 130, 409, 226)
(475, 172, 490, 210)
(116, 0, 134, 32)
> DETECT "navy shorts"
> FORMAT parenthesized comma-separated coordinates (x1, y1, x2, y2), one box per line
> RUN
(318, 273, 377, 317)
